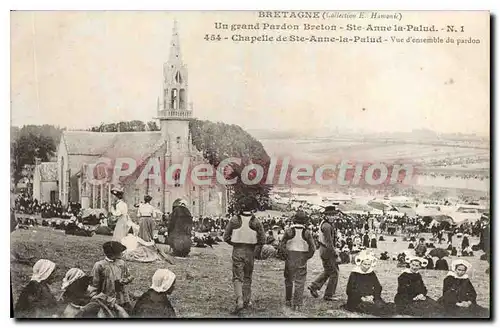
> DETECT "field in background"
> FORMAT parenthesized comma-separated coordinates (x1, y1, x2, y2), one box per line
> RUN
(11, 227, 490, 318)
(259, 137, 490, 193)
(260, 138, 489, 165)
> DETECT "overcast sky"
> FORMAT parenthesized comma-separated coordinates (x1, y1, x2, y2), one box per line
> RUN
(11, 11, 490, 136)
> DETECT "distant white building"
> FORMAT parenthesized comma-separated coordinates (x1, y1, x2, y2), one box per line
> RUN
(32, 160, 58, 203)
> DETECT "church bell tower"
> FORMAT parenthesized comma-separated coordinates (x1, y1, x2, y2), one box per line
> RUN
(155, 21, 197, 215)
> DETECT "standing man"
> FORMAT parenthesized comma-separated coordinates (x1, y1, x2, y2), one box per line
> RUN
(308, 205, 340, 301)
(280, 210, 316, 311)
(223, 195, 266, 314)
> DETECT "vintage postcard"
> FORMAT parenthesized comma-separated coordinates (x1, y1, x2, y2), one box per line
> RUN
(10, 10, 490, 319)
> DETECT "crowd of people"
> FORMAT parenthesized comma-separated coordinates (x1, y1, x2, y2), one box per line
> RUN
(14, 246, 177, 318)
(417, 171, 489, 181)
(13, 192, 80, 218)
(426, 156, 489, 168)
(12, 187, 490, 318)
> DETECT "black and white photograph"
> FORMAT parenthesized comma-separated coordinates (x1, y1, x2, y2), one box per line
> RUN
(10, 10, 490, 319)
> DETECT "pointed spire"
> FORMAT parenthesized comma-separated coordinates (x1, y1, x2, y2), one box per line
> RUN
(168, 19, 182, 64)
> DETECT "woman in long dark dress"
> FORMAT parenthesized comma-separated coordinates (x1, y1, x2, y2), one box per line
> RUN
(362, 232, 370, 248)
(438, 259, 489, 318)
(14, 259, 59, 318)
(394, 256, 443, 317)
(342, 252, 393, 317)
(132, 268, 177, 318)
(168, 199, 193, 257)
(369, 233, 377, 248)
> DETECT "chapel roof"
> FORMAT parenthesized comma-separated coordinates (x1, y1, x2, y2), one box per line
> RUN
(62, 131, 163, 156)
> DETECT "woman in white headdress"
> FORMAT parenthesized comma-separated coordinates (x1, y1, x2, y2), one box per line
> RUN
(59, 268, 86, 300)
(394, 255, 443, 317)
(342, 251, 392, 316)
(14, 259, 58, 318)
(131, 269, 177, 318)
(438, 259, 489, 317)
(59, 268, 89, 317)
(58, 267, 129, 318)
(111, 185, 130, 242)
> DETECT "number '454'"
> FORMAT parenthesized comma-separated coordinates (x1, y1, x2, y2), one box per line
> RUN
(204, 34, 222, 41)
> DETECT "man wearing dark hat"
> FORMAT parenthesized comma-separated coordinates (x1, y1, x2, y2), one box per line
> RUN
(280, 210, 316, 311)
(308, 205, 340, 301)
(223, 195, 266, 314)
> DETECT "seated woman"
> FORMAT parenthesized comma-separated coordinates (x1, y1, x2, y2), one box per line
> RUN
(438, 259, 489, 318)
(339, 245, 351, 264)
(59, 268, 86, 299)
(370, 233, 377, 249)
(396, 253, 409, 268)
(379, 251, 390, 261)
(60, 270, 128, 318)
(132, 268, 177, 318)
(394, 256, 443, 317)
(14, 259, 59, 318)
(461, 246, 474, 257)
(424, 254, 434, 270)
(450, 247, 458, 256)
(60, 268, 90, 317)
(121, 228, 173, 264)
(435, 258, 449, 271)
(343, 252, 393, 317)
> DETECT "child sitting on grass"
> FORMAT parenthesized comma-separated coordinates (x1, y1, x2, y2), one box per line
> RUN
(90, 241, 134, 312)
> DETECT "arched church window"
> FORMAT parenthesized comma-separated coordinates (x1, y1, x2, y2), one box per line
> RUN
(60, 157, 64, 199)
(179, 89, 186, 109)
(175, 71, 183, 84)
(171, 89, 178, 110)
(174, 169, 181, 187)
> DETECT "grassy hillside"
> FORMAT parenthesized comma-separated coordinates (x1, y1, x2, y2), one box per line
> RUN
(11, 228, 490, 318)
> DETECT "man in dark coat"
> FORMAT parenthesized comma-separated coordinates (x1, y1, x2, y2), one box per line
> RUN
(479, 215, 490, 272)
(308, 206, 340, 301)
